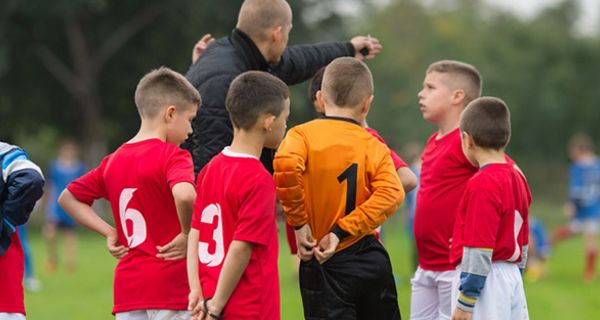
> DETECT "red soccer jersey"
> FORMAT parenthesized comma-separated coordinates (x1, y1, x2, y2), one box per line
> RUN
(0, 233, 25, 315)
(192, 148, 279, 320)
(67, 139, 194, 314)
(450, 163, 531, 265)
(413, 129, 478, 271)
(365, 127, 407, 170)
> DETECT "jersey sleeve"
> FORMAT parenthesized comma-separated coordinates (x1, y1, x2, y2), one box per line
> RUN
(67, 157, 108, 206)
(191, 169, 207, 231)
(336, 144, 405, 239)
(273, 128, 309, 227)
(390, 150, 408, 169)
(166, 147, 195, 189)
(233, 175, 276, 246)
(462, 183, 501, 249)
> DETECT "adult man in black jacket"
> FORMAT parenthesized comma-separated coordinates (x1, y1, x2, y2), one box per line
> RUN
(184, 0, 382, 174)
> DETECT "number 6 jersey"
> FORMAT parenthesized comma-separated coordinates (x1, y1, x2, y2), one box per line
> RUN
(274, 117, 404, 252)
(67, 139, 195, 314)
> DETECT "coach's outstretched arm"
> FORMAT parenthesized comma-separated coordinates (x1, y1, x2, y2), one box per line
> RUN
(272, 36, 382, 85)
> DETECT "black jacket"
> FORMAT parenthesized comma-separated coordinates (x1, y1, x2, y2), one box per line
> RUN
(184, 28, 355, 174)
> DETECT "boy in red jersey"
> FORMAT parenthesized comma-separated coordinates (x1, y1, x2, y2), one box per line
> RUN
(411, 60, 483, 320)
(59, 67, 199, 320)
(187, 71, 289, 320)
(0, 142, 44, 320)
(451, 97, 530, 320)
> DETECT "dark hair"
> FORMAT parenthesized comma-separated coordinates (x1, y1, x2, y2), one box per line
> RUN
(322, 57, 373, 108)
(135, 67, 201, 118)
(427, 60, 482, 106)
(226, 71, 289, 130)
(308, 67, 325, 103)
(460, 97, 511, 150)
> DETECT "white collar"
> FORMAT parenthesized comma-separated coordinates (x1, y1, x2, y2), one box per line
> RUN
(222, 147, 259, 159)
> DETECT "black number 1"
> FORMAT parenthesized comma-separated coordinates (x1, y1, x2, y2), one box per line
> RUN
(338, 163, 357, 215)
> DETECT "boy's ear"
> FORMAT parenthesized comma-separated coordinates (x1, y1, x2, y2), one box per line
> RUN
(164, 105, 177, 122)
(316, 90, 326, 110)
(360, 95, 375, 115)
(451, 89, 466, 106)
(462, 131, 475, 148)
(263, 114, 277, 132)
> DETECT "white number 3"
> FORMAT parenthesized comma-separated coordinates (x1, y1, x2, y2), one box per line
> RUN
(119, 188, 147, 248)
(198, 203, 225, 267)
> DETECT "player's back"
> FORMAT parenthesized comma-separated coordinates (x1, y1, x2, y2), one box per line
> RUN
(452, 163, 531, 265)
(278, 117, 401, 251)
(68, 138, 194, 313)
(193, 149, 279, 319)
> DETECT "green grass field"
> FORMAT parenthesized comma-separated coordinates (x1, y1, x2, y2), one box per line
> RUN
(22, 202, 600, 319)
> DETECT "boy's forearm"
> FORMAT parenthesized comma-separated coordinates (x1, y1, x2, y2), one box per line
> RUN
(58, 189, 114, 237)
(172, 182, 196, 234)
(211, 240, 253, 311)
(337, 183, 404, 239)
(457, 247, 493, 312)
(187, 229, 202, 292)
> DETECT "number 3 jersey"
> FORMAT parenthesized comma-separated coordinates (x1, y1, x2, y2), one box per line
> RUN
(192, 148, 279, 319)
(274, 117, 404, 253)
(66, 139, 195, 314)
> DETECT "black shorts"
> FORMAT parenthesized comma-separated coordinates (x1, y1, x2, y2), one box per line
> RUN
(299, 235, 401, 320)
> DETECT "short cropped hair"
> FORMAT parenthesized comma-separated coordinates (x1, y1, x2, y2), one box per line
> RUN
(226, 71, 289, 130)
(322, 57, 374, 108)
(308, 67, 325, 103)
(427, 60, 482, 106)
(237, 0, 292, 41)
(134, 67, 201, 118)
(569, 133, 595, 153)
(460, 97, 511, 150)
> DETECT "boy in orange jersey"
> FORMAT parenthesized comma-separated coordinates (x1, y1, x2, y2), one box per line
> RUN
(274, 57, 404, 319)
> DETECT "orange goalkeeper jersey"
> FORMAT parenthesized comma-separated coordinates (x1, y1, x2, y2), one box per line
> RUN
(274, 116, 404, 252)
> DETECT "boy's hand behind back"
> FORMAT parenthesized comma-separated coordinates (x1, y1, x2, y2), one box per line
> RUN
(315, 232, 340, 264)
(294, 224, 317, 261)
(106, 229, 129, 259)
(156, 232, 188, 260)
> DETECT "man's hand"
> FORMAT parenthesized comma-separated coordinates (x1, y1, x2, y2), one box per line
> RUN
(350, 35, 382, 60)
(452, 307, 473, 320)
(156, 233, 188, 260)
(192, 34, 216, 64)
(106, 229, 128, 259)
(294, 224, 316, 261)
(315, 232, 340, 264)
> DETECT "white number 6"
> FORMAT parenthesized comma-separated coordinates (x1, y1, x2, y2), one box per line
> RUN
(119, 188, 147, 248)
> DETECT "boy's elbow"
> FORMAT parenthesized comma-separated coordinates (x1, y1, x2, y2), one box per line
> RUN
(57, 189, 71, 208)
(397, 168, 417, 193)
(175, 185, 197, 206)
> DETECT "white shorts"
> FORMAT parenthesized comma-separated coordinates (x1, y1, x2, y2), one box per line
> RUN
(410, 267, 459, 320)
(115, 310, 190, 320)
(451, 262, 529, 320)
(0, 313, 25, 320)
(570, 218, 599, 235)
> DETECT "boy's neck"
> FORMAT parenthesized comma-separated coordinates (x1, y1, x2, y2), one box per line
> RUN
(473, 148, 506, 168)
(435, 106, 463, 138)
(325, 105, 364, 124)
(229, 128, 265, 159)
(129, 120, 167, 143)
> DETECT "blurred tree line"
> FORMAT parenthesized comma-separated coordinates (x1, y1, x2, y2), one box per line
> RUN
(1, 0, 597, 199)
